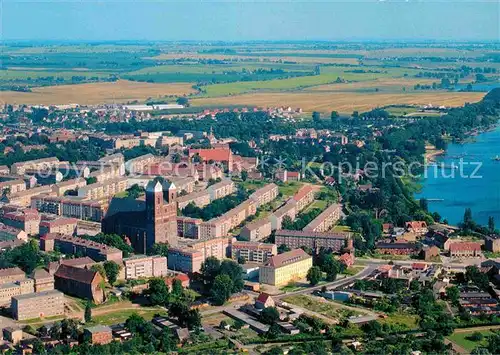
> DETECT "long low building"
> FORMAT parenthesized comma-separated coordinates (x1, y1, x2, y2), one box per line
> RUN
(31, 195, 106, 222)
(249, 183, 279, 207)
(275, 229, 351, 252)
(122, 255, 168, 280)
(240, 218, 272, 242)
(177, 190, 211, 210)
(77, 177, 128, 201)
(40, 233, 123, 262)
(199, 200, 257, 239)
(303, 204, 342, 232)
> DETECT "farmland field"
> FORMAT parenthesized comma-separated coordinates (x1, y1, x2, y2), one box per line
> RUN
(191, 91, 484, 114)
(0, 42, 496, 112)
(0, 80, 196, 105)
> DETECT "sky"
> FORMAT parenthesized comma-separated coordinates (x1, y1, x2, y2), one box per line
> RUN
(2, 0, 499, 42)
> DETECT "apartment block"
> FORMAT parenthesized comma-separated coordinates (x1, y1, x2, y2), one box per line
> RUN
(177, 190, 210, 210)
(11, 157, 60, 175)
(1, 208, 40, 235)
(11, 290, 65, 321)
(0, 267, 26, 285)
(167, 247, 204, 273)
(51, 178, 87, 197)
(39, 216, 78, 235)
(8, 185, 53, 207)
(0, 223, 28, 242)
(259, 249, 313, 286)
(303, 203, 342, 232)
(199, 200, 257, 239)
(177, 216, 202, 239)
(275, 229, 351, 253)
(0, 279, 34, 306)
(31, 195, 106, 222)
(231, 241, 277, 263)
(207, 179, 235, 201)
(123, 255, 168, 280)
(40, 233, 123, 262)
(249, 183, 279, 207)
(125, 154, 157, 174)
(0, 179, 26, 195)
(270, 201, 297, 230)
(77, 177, 128, 201)
(240, 218, 272, 241)
(292, 185, 316, 212)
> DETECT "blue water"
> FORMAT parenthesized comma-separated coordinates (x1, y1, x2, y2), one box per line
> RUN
(454, 82, 500, 92)
(416, 125, 500, 226)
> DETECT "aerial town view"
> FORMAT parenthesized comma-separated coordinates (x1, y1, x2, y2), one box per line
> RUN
(0, 1, 499, 354)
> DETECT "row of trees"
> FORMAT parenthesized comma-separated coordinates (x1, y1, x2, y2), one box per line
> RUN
(200, 256, 244, 305)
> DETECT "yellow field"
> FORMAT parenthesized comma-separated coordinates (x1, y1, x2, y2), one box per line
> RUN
(0, 80, 196, 105)
(305, 78, 438, 92)
(192, 91, 485, 114)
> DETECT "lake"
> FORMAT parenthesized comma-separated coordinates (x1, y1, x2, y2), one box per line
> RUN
(416, 125, 500, 226)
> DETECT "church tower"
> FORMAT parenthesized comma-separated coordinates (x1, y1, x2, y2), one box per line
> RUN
(145, 179, 165, 252)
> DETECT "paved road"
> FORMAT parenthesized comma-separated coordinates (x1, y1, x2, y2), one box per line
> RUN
(275, 264, 377, 299)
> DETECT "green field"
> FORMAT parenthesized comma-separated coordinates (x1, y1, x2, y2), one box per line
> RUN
(283, 294, 365, 319)
(278, 182, 303, 197)
(447, 330, 493, 351)
(89, 307, 166, 326)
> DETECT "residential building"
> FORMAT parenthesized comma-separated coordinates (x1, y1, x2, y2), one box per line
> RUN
(422, 245, 441, 261)
(77, 177, 128, 201)
(11, 290, 65, 321)
(31, 195, 106, 222)
(231, 241, 277, 263)
(123, 255, 168, 280)
(0, 279, 34, 306)
(40, 233, 123, 262)
(248, 183, 279, 207)
(449, 242, 482, 257)
(0, 223, 28, 242)
(188, 237, 232, 260)
(405, 221, 429, 235)
(270, 202, 297, 230)
(164, 273, 190, 290)
(207, 179, 235, 201)
(275, 229, 351, 253)
(167, 247, 204, 273)
(259, 249, 313, 286)
(240, 218, 272, 241)
(84, 326, 113, 345)
(338, 252, 355, 267)
(375, 242, 420, 255)
(8, 185, 53, 207)
(292, 185, 316, 211)
(54, 264, 105, 304)
(177, 216, 202, 239)
(47, 257, 97, 275)
(39, 216, 78, 235)
(485, 235, 500, 253)
(255, 293, 275, 309)
(2, 328, 23, 345)
(24, 169, 64, 185)
(177, 190, 210, 210)
(199, 200, 257, 239)
(0, 267, 26, 285)
(125, 154, 157, 174)
(102, 179, 178, 254)
(51, 178, 87, 197)
(11, 157, 60, 175)
(0, 179, 26, 195)
(1, 208, 40, 235)
(303, 204, 342, 232)
(30, 269, 55, 292)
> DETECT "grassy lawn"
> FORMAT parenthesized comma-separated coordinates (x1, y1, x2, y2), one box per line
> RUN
(303, 199, 328, 213)
(280, 282, 307, 293)
(283, 295, 363, 319)
(278, 182, 303, 197)
(342, 266, 365, 276)
(447, 330, 492, 352)
(379, 313, 419, 330)
(89, 307, 166, 326)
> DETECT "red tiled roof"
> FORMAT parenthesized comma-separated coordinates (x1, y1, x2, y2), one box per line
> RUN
(292, 185, 314, 202)
(256, 292, 272, 304)
(189, 148, 232, 162)
(405, 221, 428, 229)
(411, 262, 427, 270)
(54, 264, 99, 284)
(449, 242, 481, 252)
(266, 249, 310, 268)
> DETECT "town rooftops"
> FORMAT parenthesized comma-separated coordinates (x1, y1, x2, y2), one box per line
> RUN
(54, 264, 98, 284)
(0, 267, 25, 279)
(292, 185, 315, 202)
(232, 241, 276, 251)
(265, 249, 310, 268)
(12, 289, 63, 301)
(42, 233, 121, 256)
(256, 292, 272, 304)
(30, 269, 52, 280)
(3, 209, 40, 222)
(449, 242, 481, 252)
(405, 221, 428, 229)
(376, 242, 418, 249)
(188, 147, 232, 162)
(85, 325, 112, 334)
(0, 223, 25, 235)
(249, 183, 278, 199)
(243, 217, 271, 230)
(303, 203, 342, 231)
(273, 201, 297, 218)
(275, 229, 350, 240)
(40, 217, 78, 228)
